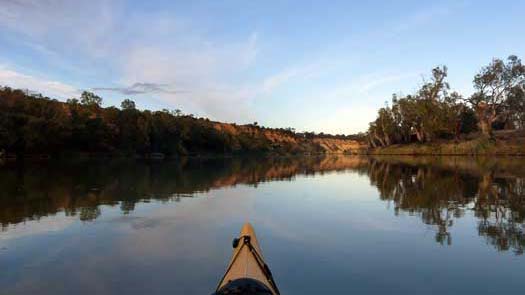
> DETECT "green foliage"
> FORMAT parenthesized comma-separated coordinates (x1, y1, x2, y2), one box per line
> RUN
(459, 107, 478, 134)
(66, 98, 79, 105)
(506, 85, 525, 129)
(120, 99, 136, 110)
(468, 55, 525, 136)
(80, 91, 102, 107)
(368, 66, 464, 146)
(368, 56, 525, 147)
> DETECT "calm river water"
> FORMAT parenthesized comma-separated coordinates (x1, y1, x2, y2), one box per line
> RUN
(1, 156, 524, 294)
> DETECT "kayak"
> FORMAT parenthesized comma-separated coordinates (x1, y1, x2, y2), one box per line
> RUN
(213, 223, 280, 295)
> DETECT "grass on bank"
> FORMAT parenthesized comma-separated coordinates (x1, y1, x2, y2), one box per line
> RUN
(370, 130, 525, 156)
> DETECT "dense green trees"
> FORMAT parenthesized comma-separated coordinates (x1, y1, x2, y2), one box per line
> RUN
(120, 99, 136, 110)
(368, 56, 525, 147)
(79, 91, 103, 107)
(468, 55, 525, 137)
(368, 66, 465, 147)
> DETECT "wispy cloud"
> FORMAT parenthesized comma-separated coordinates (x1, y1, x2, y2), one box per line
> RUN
(0, 0, 120, 58)
(261, 61, 333, 93)
(0, 66, 79, 98)
(93, 83, 184, 95)
(386, 1, 470, 38)
(356, 72, 420, 94)
(116, 19, 261, 121)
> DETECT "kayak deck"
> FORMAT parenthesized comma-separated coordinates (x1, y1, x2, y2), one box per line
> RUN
(215, 223, 279, 295)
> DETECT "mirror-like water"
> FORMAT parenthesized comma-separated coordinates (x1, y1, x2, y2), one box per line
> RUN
(1, 156, 524, 294)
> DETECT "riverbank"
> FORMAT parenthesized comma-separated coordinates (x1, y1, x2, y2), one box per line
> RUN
(0, 140, 367, 161)
(370, 132, 525, 156)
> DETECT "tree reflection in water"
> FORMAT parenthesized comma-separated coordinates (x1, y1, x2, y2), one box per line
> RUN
(0, 156, 365, 227)
(367, 157, 525, 255)
(475, 176, 525, 254)
(1, 156, 524, 254)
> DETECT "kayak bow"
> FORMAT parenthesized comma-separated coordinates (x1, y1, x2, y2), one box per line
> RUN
(214, 223, 280, 295)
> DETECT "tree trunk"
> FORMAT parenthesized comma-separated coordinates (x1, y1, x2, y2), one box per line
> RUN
(479, 118, 492, 138)
(368, 136, 377, 148)
(425, 132, 433, 143)
(374, 133, 386, 147)
(415, 128, 425, 142)
(384, 134, 391, 146)
(454, 120, 461, 141)
(477, 172, 494, 199)
(476, 103, 494, 138)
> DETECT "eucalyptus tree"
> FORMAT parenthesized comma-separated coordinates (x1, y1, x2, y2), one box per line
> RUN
(377, 106, 398, 145)
(415, 66, 453, 142)
(120, 99, 136, 110)
(367, 105, 398, 147)
(467, 55, 525, 137)
(506, 85, 525, 129)
(80, 91, 103, 107)
(369, 66, 458, 145)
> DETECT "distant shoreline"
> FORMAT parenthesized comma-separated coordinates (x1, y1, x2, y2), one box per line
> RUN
(4, 147, 525, 161)
(0, 151, 361, 161)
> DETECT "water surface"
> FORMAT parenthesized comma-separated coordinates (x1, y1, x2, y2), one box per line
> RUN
(1, 156, 524, 294)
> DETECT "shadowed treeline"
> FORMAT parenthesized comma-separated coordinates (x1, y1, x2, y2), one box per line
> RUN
(0, 87, 365, 157)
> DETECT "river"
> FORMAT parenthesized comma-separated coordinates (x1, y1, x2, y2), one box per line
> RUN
(1, 156, 524, 294)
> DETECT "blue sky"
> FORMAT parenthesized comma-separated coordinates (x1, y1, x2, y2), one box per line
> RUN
(1, 0, 524, 134)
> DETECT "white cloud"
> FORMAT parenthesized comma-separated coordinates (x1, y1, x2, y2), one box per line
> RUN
(0, 0, 120, 58)
(0, 66, 79, 98)
(110, 14, 262, 121)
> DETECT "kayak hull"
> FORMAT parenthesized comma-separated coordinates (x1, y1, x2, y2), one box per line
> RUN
(215, 223, 279, 295)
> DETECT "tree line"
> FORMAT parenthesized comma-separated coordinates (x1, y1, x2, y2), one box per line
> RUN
(0, 87, 348, 157)
(367, 55, 525, 147)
